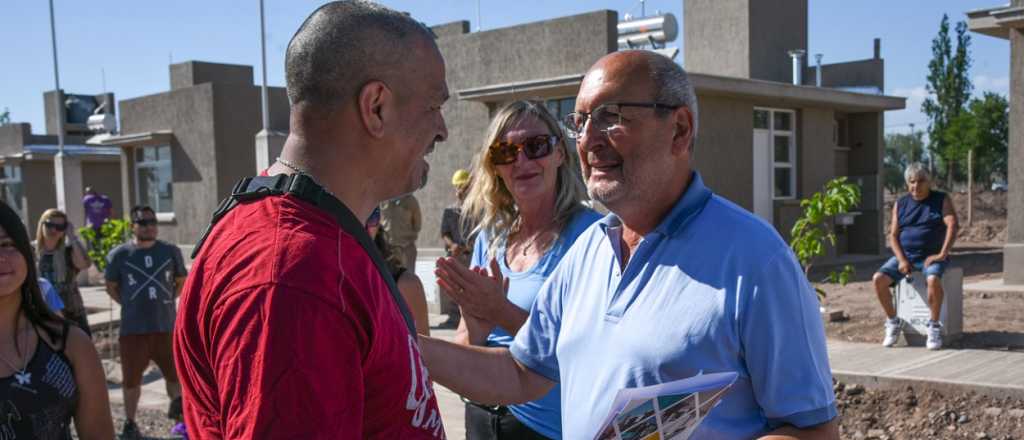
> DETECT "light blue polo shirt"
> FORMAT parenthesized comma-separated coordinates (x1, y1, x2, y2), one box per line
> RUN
(472, 207, 602, 440)
(510, 172, 837, 440)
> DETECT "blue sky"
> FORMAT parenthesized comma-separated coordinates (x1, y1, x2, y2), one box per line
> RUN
(0, 1, 1011, 136)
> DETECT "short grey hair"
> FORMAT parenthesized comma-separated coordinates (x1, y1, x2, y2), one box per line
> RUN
(904, 162, 930, 182)
(285, 1, 435, 109)
(647, 53, 699, 150)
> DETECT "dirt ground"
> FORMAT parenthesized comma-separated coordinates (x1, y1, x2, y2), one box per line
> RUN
(836, 381, 1024, 439)
(72, 404, 179, 440)
(816, 244, 1024, 350)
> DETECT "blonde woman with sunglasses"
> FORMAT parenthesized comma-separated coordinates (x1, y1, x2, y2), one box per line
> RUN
(435, 100, 600, 440)
(34, 209, 92, 336)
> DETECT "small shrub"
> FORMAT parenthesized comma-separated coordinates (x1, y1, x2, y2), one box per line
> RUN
(790, 177, 861, 301)
(78, 219, 130, 272)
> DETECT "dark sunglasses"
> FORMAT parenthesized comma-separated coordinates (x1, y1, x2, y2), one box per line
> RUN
(134, 219, 157, 227)
(488, 135, 558, 166)
(44, 222, 67, 232)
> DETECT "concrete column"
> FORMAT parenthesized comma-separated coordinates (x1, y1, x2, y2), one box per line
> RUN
(255, 129, 287, 172)
(119, 147, 132, 220)
(1006, 28, 1024, 285)
(53, 152, 85, 227)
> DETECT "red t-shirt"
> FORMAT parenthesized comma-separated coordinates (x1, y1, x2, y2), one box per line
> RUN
(173, 195, 445, 439)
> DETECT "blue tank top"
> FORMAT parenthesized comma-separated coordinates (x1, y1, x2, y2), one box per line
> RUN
(897, 191, 947, 261)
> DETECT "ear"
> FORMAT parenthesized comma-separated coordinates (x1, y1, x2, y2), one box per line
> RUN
(357, 80, 393, 139)
(671, 106, 695, 155)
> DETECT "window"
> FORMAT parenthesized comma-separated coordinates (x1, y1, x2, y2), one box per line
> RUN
(0, 165, 24, 222)
(135, 145, 173, 214)
(754, 108, 797, 199)
(545, 97, 577, 140)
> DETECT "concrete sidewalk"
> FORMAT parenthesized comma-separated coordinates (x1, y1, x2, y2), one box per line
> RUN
(829, 339, 1024, 399)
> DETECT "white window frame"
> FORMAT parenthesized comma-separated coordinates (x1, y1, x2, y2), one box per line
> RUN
(133, 145, 174, 216)
(755, 107, 797, 200)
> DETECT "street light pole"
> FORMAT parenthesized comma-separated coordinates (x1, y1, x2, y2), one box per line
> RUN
(259, 0, 270, 132)
(49, 0, 64, 157)
(254, 0, 285, 171)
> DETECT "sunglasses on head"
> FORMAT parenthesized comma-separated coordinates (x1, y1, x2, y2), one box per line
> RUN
(44, 221, 67, 232)
(488, 134, 558, 166)
(134, 219, 157, 227)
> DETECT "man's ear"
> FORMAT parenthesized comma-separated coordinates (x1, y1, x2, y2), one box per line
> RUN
(358, 80, 393, 139)
(671, 106, 695, 155)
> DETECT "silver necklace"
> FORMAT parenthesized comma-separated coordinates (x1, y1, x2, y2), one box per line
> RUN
(275, 157, 337, 198)
(1, 319, 32, 387)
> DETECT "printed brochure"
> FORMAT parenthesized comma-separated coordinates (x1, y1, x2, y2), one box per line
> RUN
(593, 372, 738, 440)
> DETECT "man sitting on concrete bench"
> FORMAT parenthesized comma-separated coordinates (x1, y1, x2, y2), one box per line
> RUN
(872, 162, 959, 350)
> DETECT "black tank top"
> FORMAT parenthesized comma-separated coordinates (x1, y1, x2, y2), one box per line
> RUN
(0, 322, 78, 439)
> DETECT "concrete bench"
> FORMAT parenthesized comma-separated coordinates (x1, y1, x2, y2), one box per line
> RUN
(894, 267, 964, 346)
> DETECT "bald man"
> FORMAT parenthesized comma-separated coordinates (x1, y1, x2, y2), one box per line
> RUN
(419, 51, 838, 440)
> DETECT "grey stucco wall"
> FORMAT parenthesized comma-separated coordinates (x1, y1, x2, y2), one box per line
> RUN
(211, 84, 289, 200)
(799, 107, 836, 199)
(171, 61, 254, 91)
(23, 160, 57, 231)
(691, 95, 755, 210)
(119, 85, 217, 245)
(684, 0, 751, 78)
(748, 0, 808, 84)
(416, 10, 618, 249)
(804, 59, 884, 91)
(0, 124, 31, 155)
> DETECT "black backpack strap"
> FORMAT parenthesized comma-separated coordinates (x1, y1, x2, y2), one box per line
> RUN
(191, 173, 418, 338)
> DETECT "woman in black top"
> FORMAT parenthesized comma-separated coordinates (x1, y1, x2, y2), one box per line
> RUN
(0, 201, 113, 438)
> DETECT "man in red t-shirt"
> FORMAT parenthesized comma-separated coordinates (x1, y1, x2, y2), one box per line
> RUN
(173, 1, 450, 438)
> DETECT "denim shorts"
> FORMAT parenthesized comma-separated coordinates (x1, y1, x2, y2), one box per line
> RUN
(877, 256, 948, 284)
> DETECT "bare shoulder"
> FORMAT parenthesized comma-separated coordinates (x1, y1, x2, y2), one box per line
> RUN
(398, 271, 424, 291)
(63, 325, 100, 364)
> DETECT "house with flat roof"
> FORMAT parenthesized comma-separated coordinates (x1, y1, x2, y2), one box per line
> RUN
(96, 0, 905, 258)
(0, 91, 123, 230)
(419, 0, 904, 255)
(98, 61, 289, 245)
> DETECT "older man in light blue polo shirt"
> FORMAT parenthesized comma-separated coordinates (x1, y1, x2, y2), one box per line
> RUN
(420, 50, 838, 440)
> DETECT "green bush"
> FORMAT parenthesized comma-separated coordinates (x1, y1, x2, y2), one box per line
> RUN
(78, 219, 130, 272)
(789, 177, 861, 301)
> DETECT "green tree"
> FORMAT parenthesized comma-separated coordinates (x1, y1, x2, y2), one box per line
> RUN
(941, 92, 1009, 184)
(968, 92, 1009, 183)
(922, 14, 972, 185)
(883, 132, 925, 194)
(0, 108, 10, 125)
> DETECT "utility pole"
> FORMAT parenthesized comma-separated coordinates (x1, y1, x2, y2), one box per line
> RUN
(254, 0, 286, 171)
(49, 0, 84, 226)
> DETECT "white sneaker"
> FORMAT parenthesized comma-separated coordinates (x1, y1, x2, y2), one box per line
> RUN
(926, 321, 943, 350)
(883, 318, 903, 347)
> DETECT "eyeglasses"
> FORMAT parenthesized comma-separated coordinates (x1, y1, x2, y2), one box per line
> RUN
(134, 219, 157, 227)
(44, 222, 67, 232)
(488, 134, 559, 166)
(563, 102, 681, 139)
